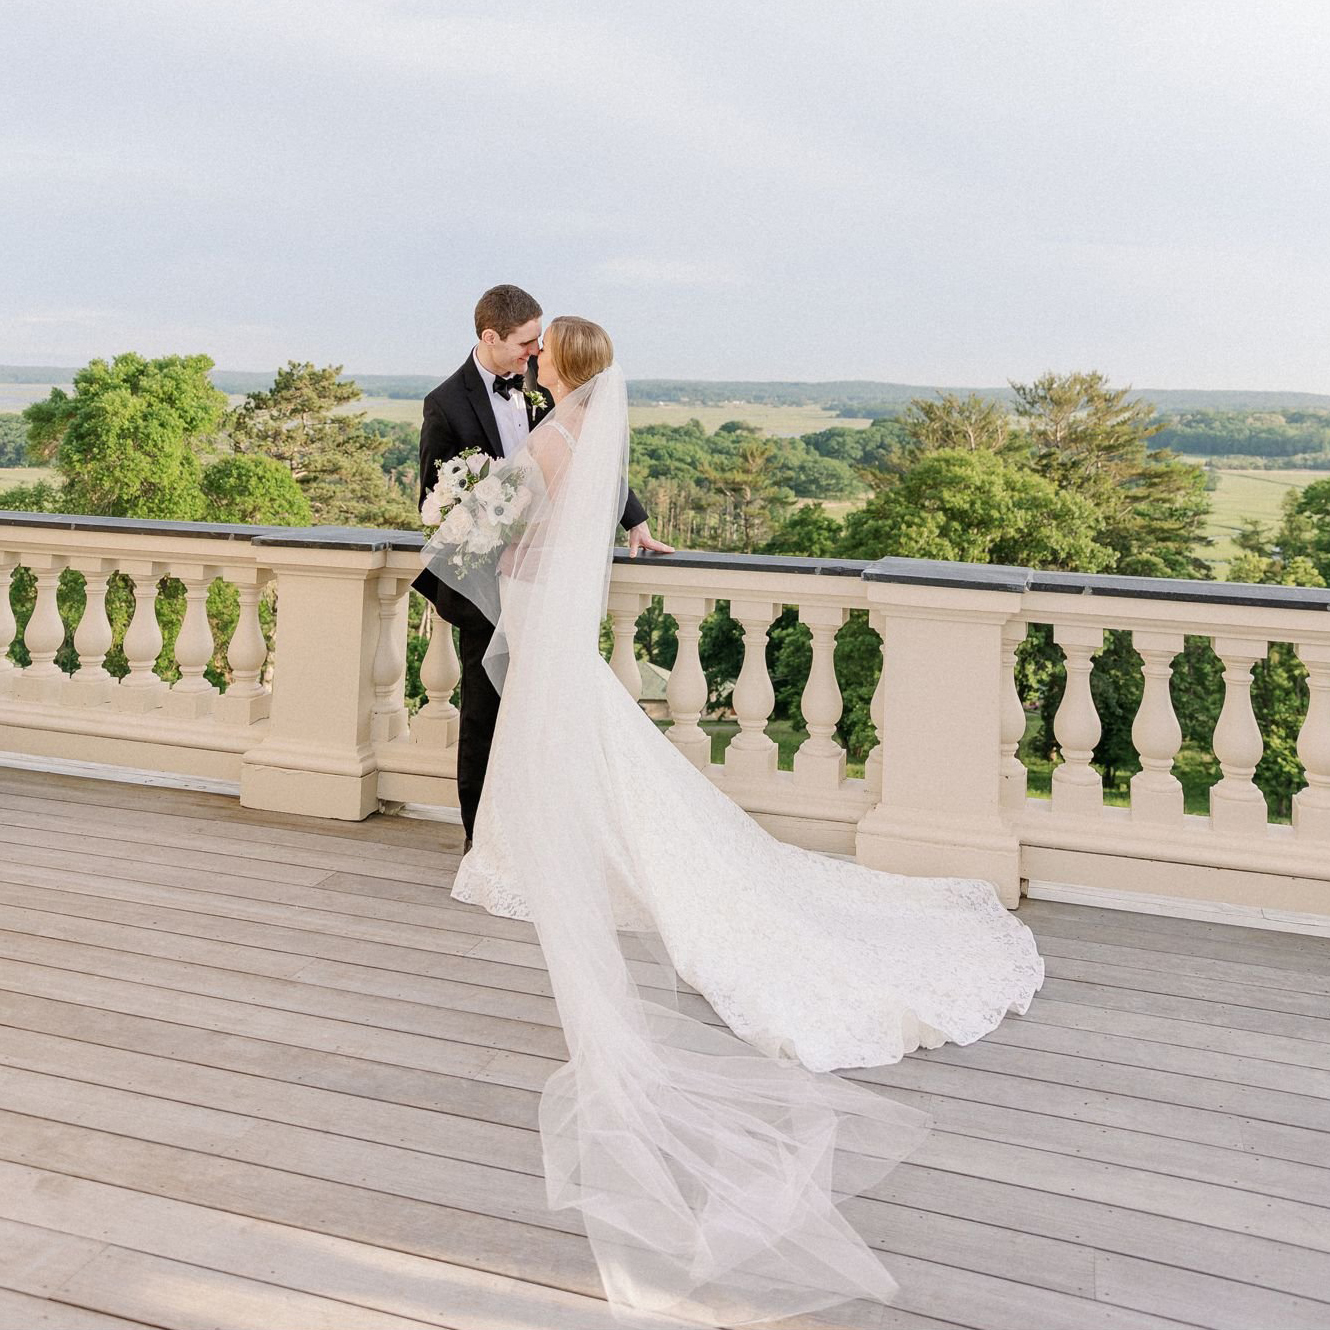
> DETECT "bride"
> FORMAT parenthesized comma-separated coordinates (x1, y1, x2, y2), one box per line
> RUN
(421, 316, 1044, 1329)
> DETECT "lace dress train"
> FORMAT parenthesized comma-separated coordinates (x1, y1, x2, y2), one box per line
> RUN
(453, 618, 1044, 1074)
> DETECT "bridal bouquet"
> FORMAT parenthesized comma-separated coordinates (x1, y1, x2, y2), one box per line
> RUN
(421, 447, 535, 574)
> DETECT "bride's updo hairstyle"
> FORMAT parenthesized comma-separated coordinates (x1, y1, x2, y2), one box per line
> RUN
(546, 316, 614, 390)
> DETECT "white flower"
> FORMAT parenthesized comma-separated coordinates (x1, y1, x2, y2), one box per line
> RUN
(421, 493, 444, 526)
(471, 475, 503, 508)
(508, 488, 531, 517)
(489, 499, 510, 523)
(439, 504, 474, 541)
(465, 522, 502, 554)
(466, 452, 488, 476)
(440, 456, 467, 480)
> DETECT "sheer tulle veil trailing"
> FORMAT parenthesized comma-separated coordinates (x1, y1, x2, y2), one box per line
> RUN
(421, 363, 933, 1328)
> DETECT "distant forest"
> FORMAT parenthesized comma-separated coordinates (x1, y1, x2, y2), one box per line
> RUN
(3, 365, 1329, 416)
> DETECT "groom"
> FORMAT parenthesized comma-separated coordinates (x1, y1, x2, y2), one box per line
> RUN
(411, 284, 673, 854)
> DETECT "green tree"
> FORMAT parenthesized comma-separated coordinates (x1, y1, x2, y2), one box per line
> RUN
(0, 414, 30, 466)
(225, 361, 416, 528)
(0, 479, 61, 513)
(23, 352, 225, 518)
(900, 392, 1014, 455)
(837, 448, 1115, 571)
(201, 454, 313, 525)
(760, 503, 844, 557)
(697, 432, 796, 552)
(1012, 370, 1210, 577)
(1272, 477, 1330, 584)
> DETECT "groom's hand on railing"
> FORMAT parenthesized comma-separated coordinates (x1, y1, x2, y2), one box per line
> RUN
(626, 522, 675, 558)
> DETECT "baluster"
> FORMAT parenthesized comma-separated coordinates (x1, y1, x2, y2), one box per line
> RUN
(1130, 629, 1184, 823)
(15, 555, 68, 703)
(157, 569, 219, 717)
(214, 571, 271, 724)
(662, 593, 712, 769)
(862, 611, 886, 799)
(371, 573, 410, 743)
(725, 598, 778, 782)
(66, 559, 116, 707)
(608, 590, 644, 701)
(112, 561, 169, 711)
(1209, 636, 1268, 836)
(999, 618, 1028, 809)
(411, 602, 461, 748)
(1051, 623, 1104, 817)
(0, 555, 21, 696)
(793, 603, 846, 788)
(1293, 641, 1330, 842)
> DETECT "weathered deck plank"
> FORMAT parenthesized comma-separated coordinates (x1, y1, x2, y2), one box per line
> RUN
(2, 767, 1329, 1330)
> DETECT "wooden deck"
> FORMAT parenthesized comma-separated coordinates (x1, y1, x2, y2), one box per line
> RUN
(0, 765, 1327, 1330)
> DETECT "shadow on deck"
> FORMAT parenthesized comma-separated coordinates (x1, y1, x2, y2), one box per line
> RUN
(0, 764, 1327, 1330)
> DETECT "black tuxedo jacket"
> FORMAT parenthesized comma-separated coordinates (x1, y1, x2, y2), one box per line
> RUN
(411, 352, 648, 623)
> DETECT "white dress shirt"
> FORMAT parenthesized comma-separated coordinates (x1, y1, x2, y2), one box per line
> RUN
(472, 348, 531, 458)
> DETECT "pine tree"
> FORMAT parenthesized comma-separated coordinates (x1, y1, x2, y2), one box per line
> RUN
(225, 361, 417, 528)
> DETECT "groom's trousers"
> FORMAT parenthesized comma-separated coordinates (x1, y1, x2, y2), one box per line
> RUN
(448, 598, 502, 842)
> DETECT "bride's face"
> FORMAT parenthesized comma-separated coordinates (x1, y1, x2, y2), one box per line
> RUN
(536, 335, 558, 390)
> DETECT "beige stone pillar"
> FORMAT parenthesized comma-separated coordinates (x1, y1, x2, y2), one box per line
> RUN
(855, 577, 1023, 906)
(240, 543, 385, 820)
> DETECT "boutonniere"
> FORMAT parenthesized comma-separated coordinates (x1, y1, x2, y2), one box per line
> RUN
(523, 387, 547, 414)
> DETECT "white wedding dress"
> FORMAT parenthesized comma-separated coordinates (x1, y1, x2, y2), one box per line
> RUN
(455, 595, 1044, 1072)
(422, 367, 1044, 1329)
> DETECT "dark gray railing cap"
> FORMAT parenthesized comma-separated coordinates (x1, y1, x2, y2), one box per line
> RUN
(863, 556, 1030, 593)
(862, 554, 1330, 611)
(0, 510, 280, 540)
(3, 510, 1328, 611)
(610, 548, 868, 577)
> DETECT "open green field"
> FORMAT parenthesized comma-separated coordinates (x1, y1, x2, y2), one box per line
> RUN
(627, 403, 871, 436)
(341, 398, 869, 436)
(1201, 467, 1330, 566)
(0, 467, 54, 488)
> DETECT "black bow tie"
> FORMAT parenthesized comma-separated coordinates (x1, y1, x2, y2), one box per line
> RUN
(491, 373, 525, 400)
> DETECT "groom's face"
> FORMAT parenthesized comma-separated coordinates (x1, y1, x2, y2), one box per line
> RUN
(485, 318, 542, 376)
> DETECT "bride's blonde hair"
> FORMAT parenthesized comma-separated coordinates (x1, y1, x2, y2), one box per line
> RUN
(546, 316, 614, 389)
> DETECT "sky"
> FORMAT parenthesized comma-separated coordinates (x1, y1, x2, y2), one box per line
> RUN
(3, 0, 1329, 390)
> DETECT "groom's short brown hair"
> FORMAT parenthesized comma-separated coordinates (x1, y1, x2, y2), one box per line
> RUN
(474, 285, 542, 339)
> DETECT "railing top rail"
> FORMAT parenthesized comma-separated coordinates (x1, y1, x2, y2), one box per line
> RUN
(0, 509, 281, 542)
(0, 510, 422, 553)
(4, 509, 1329, 611)
(610, 549, 870, 578)
(864, 555, 1330, 613)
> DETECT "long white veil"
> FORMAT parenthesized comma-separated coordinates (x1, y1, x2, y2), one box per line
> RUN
(421, 364, 933, 1328)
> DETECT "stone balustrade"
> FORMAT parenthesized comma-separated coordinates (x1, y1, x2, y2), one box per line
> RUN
(3, 511, 1329, 925)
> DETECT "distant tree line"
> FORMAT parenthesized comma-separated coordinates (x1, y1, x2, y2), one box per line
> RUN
(1152, 409, 1330, 461)
(5, 354, 1329, 819)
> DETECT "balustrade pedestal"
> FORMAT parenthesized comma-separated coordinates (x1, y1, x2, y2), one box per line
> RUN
(854, 581, 1022, 906)
(239, 546, 382, 820)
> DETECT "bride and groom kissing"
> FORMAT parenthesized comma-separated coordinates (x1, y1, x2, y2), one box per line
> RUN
(412, 283, 1044, 1328)
(409, 283, 674, 857)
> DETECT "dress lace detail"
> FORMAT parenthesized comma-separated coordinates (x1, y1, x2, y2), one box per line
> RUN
(454, 649, 1044, 1074)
